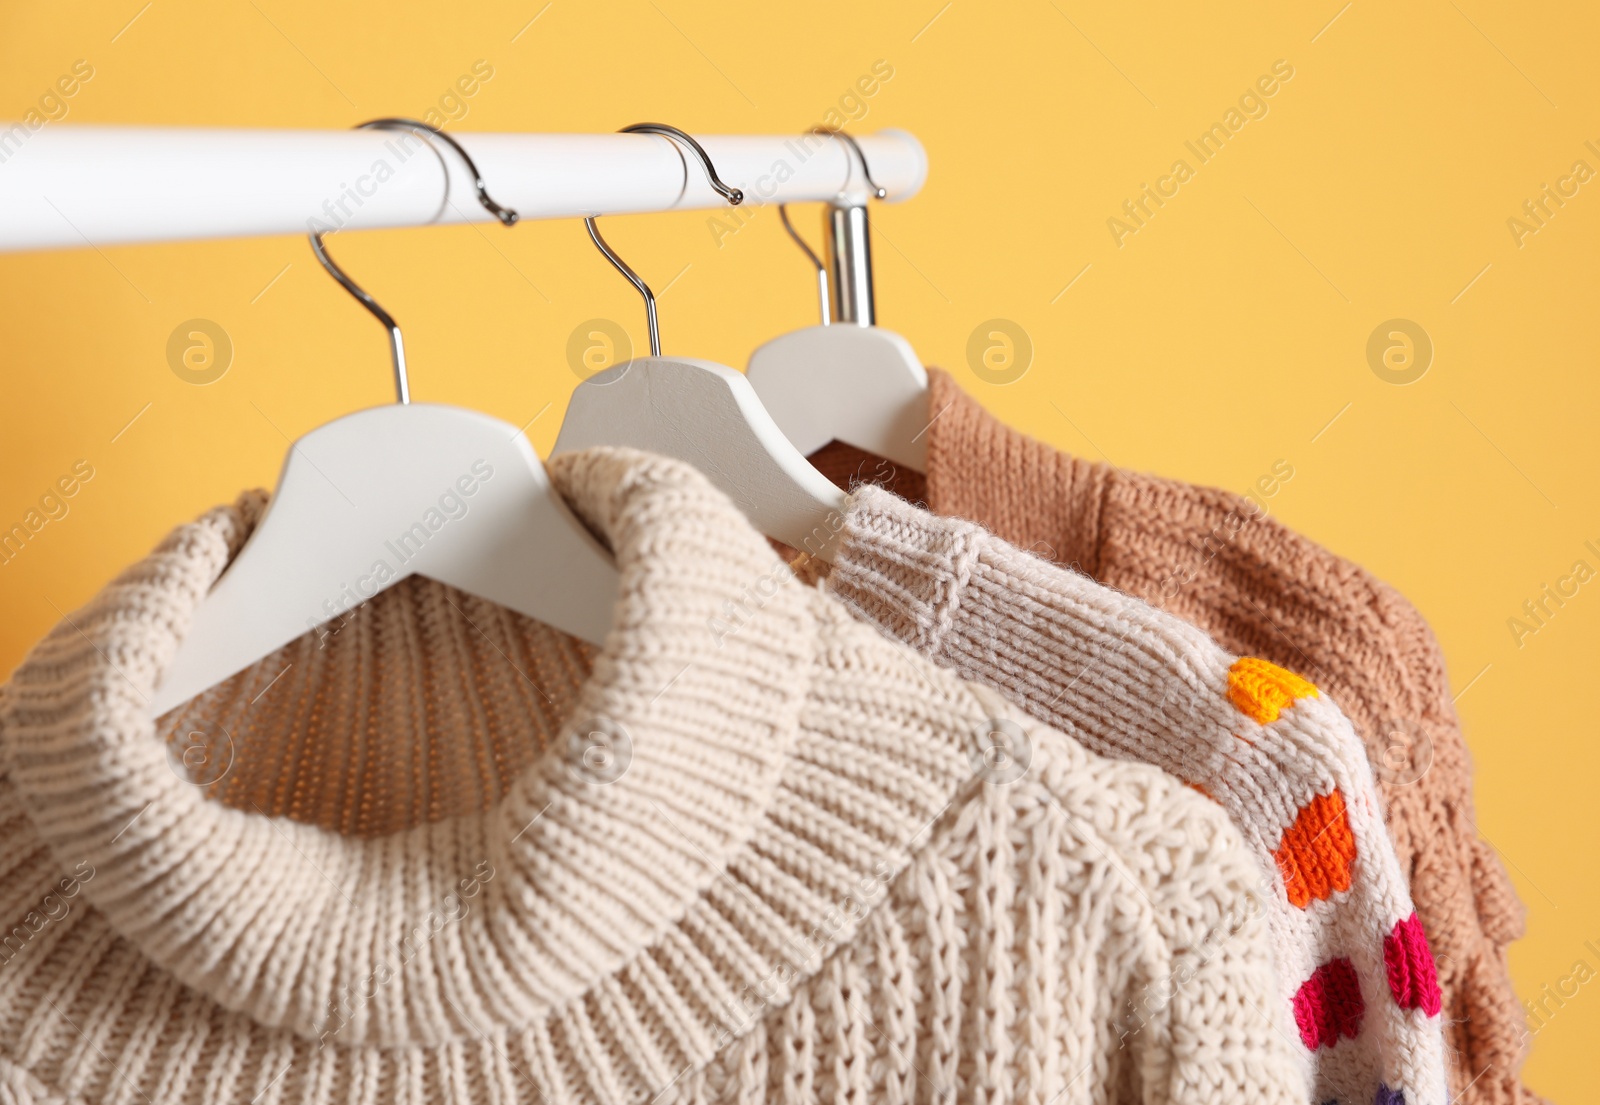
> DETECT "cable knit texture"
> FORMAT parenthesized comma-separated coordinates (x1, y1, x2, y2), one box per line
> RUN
(812, 485, 1448, 1105)
(808, 367, 1534, 1105)
(0, 447, 1301, 1105)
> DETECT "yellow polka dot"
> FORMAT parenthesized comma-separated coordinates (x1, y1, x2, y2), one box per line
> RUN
(1226, 657, 1318, 724)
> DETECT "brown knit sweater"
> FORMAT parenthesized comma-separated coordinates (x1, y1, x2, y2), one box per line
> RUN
(808, 368, 1535, 1105)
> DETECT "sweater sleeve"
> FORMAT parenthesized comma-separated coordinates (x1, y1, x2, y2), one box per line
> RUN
(824, 484, 1226, 774)
(1143, 846, 1307, 1105)
(955, 685, 1307, 1105)
(1088, 468, 1533, 1104)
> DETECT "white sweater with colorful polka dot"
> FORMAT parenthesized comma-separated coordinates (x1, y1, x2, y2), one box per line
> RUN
(815, 484, 1451, 1105)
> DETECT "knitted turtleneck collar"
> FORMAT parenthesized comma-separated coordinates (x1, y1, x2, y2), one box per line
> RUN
(0, 448, 977, 1101)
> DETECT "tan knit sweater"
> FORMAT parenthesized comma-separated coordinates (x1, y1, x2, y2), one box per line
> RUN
(0, 447, 1302, 1105)
(809, 368, 1533, 1105)
(807, 485, 1448, 1105)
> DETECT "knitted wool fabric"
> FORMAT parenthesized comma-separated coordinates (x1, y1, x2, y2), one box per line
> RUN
(0, 447, 1303, 1105)
(807, 485, 1448, 1105)
(808, 368, 1534, 1105)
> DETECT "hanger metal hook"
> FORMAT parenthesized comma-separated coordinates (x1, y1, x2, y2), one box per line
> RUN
(586, 123, 744, 358)
(359, 117, 520, 228)
(777, 205, 831, 326)
(813, 127, 886, 200)
(621, 123, 745, 205)
(775, 128, 884, 325)
(308, 117, 520, 405)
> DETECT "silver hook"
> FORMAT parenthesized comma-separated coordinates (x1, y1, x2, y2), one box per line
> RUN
(775, 128, 884, 325)
(308, 117, 519, 404)
(778, 204, 830, 326)
(585, 123, 743, 358)
(813, 127, 886, 200)
(358, 117, 520, 228)
(621, 123, 745, 204)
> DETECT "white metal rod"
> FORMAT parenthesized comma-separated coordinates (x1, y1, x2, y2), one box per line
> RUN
(0, 126, 926, 253)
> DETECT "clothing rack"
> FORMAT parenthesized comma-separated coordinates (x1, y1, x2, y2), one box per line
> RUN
(0, 125, 926, 323)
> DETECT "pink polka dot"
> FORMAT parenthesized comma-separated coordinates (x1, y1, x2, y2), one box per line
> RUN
(1384, 912, 1442, 1017)
(1292, 957, 1365, 1050)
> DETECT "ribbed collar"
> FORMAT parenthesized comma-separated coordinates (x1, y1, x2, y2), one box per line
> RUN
(922, 368, 1112, 578)
(0, 447, 978, 1103)
(801, 370, 1111, 577)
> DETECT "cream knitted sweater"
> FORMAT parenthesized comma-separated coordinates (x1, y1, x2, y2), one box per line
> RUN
(809, 485, 1450, 1105)
(0, 448, 1300, 1105)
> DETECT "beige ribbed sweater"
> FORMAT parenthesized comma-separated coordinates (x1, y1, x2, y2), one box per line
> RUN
(0, 448, 1301, 1105)
(809, 368, 1534, 1105)
(803, 486, 1448, 1105)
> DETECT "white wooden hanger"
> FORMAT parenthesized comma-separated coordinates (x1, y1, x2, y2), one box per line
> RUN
(745, 130, 929, 471)
(151, 119, 618, 718)
(553, 124, 847, 558)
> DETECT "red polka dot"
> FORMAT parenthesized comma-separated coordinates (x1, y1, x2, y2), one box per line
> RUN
(1292, 957, 1365, 1050)
(1384, 912, 1442, 1017)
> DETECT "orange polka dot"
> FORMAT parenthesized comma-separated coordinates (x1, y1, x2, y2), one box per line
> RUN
(1226, 657, 1319, 724)
(1273, 790, 1358, 908)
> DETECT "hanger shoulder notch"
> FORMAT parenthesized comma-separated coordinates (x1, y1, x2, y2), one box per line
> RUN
(746, 325, 929, 469)
(555, 358, 848, 558)
(151, 404, 617, 717)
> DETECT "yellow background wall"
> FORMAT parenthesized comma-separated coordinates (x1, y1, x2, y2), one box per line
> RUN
(1, 1, 1595, 1097)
